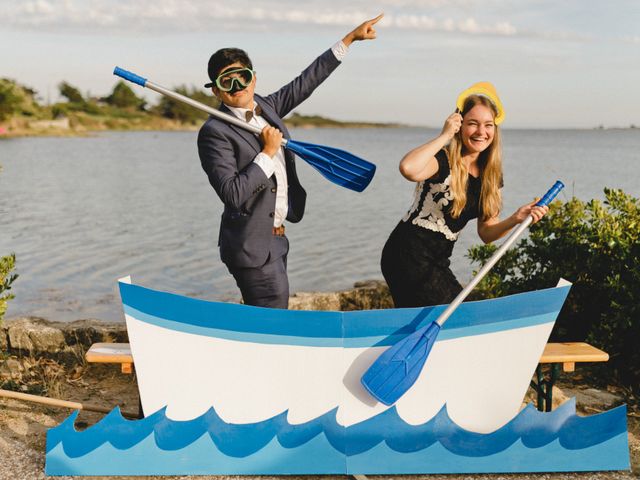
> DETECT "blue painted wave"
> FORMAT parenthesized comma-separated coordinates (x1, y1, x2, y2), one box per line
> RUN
(47, 398, 627, 458)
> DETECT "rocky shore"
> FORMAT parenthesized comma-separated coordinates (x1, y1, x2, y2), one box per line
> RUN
(0, 281, 638, 479)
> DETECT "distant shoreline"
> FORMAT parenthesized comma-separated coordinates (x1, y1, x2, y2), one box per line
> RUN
(0, 78, 635, 137)
(1, 116, 637, 139)
(284, 112, 405, 129)
(2, 122, 638, 139)
(0, 112, 405, 138)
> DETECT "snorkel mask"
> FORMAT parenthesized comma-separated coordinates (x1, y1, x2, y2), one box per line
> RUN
(205, 67, 255, 93)
(456, 81, 505, 125)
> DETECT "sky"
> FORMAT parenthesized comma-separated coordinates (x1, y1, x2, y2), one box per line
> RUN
(1, 0, 639, 128)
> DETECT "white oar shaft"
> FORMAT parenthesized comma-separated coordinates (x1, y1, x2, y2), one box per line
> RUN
(144, 80, 289, 147)
(435, 216, 533, 327)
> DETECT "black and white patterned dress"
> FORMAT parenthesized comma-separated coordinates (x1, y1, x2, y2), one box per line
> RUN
(381, 149, 483, 308)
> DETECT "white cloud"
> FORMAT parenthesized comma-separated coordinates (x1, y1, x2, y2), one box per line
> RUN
(1, 0, 518, 37)
(23, 0, 55, 15)
(386, 13, 517, 35)
(4, 0, 611, 42)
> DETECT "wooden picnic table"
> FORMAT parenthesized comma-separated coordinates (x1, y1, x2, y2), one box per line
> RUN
(85, 341, 609, 413)
(85, 343, 134, 374)
(532, 341, 609, 412)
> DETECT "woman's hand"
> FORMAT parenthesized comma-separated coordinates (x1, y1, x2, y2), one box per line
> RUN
(260, 126, 283, 158)
(399, 111, 461, 181)
(513, 199, 549, 224)
(343, 14, 384, 46)
(441, 111, 463, 140)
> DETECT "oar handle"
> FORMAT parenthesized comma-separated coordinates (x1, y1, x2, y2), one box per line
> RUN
(113, 66, 288, 146)
(535, 180, 564, 207)
(434, 181, 565, 327)
(113, 67, 147, 87)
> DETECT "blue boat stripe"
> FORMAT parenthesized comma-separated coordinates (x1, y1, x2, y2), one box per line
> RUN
(125, 306, 556, 348)
(119, 282, 571, 342)
(124, 306, 340, 347)
(119, 282, 343, 338)
(436, 312, 557, 341)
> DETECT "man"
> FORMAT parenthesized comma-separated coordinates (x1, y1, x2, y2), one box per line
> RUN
(198, 14, 382, 309)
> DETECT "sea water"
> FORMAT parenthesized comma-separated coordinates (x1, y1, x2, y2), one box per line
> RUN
(1, 128, 639, 321)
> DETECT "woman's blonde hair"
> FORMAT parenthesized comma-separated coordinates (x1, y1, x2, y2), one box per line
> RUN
(445, 95, 503, 220)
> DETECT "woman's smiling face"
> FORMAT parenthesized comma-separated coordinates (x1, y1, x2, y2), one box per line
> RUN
(460, 104, 496, 154)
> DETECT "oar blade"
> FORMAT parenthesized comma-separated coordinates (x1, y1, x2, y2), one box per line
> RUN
(285, 140, 376, 192)
(361, 322, 441, 406)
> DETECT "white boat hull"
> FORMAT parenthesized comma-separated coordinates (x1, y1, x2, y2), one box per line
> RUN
(122, 277, 570, 433)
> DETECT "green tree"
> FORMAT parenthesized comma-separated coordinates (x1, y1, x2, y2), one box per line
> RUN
(58, 81, 84, 103)
(154, 86, 219, 124)
(105, 81, 146, 110)
(0, 78, 39, 120)
(467, 189, 640, 389)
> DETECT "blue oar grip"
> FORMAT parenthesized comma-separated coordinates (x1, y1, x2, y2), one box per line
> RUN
(535, 181, 564, 207)
(113, 67, 147, 87)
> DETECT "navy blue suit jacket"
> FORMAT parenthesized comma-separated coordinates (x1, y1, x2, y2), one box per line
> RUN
(198, 49, 341, 268)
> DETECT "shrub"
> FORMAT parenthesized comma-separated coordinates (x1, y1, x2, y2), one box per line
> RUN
(79, 101, 102, 115)
(1, 164, 18, 326)
(104, 81, 146, 110)
(52, 100, 104, 117)
(0, 254, 17, 324)
(467, 189, 640, 390)
(153, 86, 219, 124)
(58, 82, 84, 103)
(51, 103, 69, 119)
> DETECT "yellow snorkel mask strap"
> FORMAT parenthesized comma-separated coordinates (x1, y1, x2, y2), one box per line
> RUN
(456, 81, 505, 125)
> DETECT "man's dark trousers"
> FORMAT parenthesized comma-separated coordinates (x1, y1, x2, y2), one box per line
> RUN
(226, 235, 289, 309)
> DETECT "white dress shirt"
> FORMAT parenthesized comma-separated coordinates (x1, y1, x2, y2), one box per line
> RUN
(226, 41, 348, 227)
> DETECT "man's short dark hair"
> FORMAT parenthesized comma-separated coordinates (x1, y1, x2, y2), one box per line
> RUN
(205, 48, 253, 88)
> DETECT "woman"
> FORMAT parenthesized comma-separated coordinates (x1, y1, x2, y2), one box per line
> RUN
(381, 82, 548, 308)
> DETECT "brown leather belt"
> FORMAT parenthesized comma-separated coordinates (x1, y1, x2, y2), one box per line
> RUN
(272, 225, 285, 236)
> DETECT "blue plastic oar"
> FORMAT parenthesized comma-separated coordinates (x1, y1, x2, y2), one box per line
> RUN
(113, 67, 376, 192)
(361, 181, 565, 406)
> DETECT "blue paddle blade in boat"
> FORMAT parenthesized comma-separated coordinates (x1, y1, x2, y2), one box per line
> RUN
(361, 321, 441, 406)
(285, 140, 376, 193)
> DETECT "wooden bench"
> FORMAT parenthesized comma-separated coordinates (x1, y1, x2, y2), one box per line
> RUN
(85, 341, 609, 412)
(531, 341, 609, 412)
(85, 343, 134, 374)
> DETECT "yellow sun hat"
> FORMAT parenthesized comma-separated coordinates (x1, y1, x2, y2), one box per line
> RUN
(456, 81, 505, 125)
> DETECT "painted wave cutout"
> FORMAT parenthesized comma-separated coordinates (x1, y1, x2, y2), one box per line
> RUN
(48, 398, 627, 459)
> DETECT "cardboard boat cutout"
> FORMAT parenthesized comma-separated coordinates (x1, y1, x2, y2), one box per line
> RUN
(46, 277, 630, 476)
